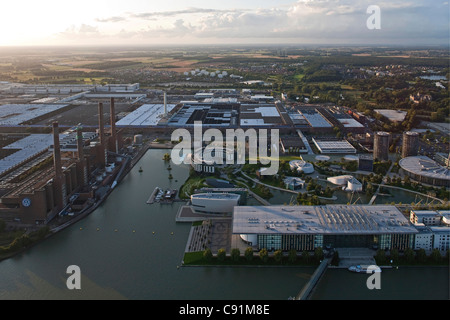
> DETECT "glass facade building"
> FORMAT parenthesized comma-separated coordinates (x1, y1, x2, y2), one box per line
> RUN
(234, 205, 418, 252)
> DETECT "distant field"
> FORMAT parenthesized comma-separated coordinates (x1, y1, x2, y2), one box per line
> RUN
(79, 60, 143, 70)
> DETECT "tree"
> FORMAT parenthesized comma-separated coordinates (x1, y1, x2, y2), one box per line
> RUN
(8, 234, 32, 252)
(203, 248, 213, 262)
(288, 250, 298, 263)
(430, 249, 442, 263)
(331, 251, 340, 266)
(274, 250, 283, 263)
(375, 249, 386, 264)
(416, 249, 427, 263)
(390, 248, 399, 264)
(34, 226, 50, 240)
(245, 247, 254, 262)
(302, 250, 310, 263)
(217, 248, 227, 262)
(259, 248, 269, 263)
(231, 248, 240, 262)
(404, 248, 415, 264)
(314, 247, 324, 262)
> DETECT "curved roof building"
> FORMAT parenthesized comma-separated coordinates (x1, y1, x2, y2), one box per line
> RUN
(191, 193, 241, 214)
(399, 156, 450, 187)
(289, 160, 314, 174)
(327, 175, 363, 192)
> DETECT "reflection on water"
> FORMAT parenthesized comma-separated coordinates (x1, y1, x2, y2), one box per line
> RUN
(311, 268, 449, 300)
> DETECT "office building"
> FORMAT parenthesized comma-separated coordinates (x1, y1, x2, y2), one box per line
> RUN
(233, 205, 418, 252)
(373, 132, 390, 162)
(402, 131, 420, 159)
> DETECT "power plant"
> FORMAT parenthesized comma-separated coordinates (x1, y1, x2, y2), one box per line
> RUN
(0, 98, 127, 225)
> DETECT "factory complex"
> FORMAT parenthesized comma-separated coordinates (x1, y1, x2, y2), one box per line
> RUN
(0, 82, 448, 228)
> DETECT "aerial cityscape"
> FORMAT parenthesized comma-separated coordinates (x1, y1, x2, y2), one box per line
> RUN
(0, 0, 448, 305)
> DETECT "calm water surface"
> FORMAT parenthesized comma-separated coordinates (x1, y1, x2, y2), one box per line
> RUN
(0, 150, 448, 300)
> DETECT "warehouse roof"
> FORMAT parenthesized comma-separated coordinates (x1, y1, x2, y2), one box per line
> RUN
(233, 205, 418, 235)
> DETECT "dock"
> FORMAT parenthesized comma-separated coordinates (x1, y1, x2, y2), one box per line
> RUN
(147, 187, 178, 204)
(147, 187, 161, 204)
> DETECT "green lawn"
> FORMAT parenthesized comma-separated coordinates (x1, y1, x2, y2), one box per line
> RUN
(179, 176, 208, 199)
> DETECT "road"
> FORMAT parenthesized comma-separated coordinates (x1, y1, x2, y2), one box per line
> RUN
(369, 162, 395, 205)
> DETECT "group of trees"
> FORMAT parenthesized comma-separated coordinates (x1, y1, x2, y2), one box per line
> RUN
(202, 246, 448, 267)
(0, 226, 50, 256)
(375, 248, 449, 265)
(202, 247, 325, 265)
(385, 176, 450, 201)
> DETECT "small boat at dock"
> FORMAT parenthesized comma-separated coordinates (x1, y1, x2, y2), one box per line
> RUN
(348, 265, 382, 274)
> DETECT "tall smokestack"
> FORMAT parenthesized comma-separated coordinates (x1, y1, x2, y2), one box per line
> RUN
(98, 102, 107, 167)
(110, 98, 118, 153)
(53, 122, 67, 210)
(98, 102, 105, 145)
(164, 92, 167, 117)
(76, 126, 84, 162)
(76, 126, 88, 186)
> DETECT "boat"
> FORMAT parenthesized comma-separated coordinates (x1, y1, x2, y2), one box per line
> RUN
(348, 265, 382, 274)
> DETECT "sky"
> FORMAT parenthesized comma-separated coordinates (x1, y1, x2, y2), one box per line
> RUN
(0, 0, 448, 46)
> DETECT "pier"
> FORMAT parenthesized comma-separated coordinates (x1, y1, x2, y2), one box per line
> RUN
(147, 187, 161, 204)
(295, 258, 331, 300)
(147, 187, 178, 204)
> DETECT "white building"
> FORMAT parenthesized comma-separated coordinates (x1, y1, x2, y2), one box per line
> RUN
(289, 160, 314, 174)
(327, 175, 363, 192)
(410, 210, 443, 226)
(438, 211, 450, 226)
(191, 193, 241, 214)
(346, 177, 363, 192)
(430, 227, 450, 252)
(413, 224, 434, 252)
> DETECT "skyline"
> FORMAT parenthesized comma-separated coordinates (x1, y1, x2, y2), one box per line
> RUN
(0, 0, 448, 47)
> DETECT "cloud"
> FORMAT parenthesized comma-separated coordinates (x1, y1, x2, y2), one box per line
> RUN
(59, 24, 100, 37)
(96, 16, 127, 23)
(130, 7, 239, 19)
(54, 1, 449, 45)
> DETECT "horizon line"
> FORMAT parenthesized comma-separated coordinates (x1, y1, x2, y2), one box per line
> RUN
(0, 43, 448, 49)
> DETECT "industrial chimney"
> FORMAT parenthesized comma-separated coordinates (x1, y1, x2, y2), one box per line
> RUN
(76, 126, 88, 186)
(164, 91, 167, 117)
(98, 102, 107, 167)
(76, 126, 84, 162)
(110, 98, 118, 153)
(52, 122, 67, 210)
